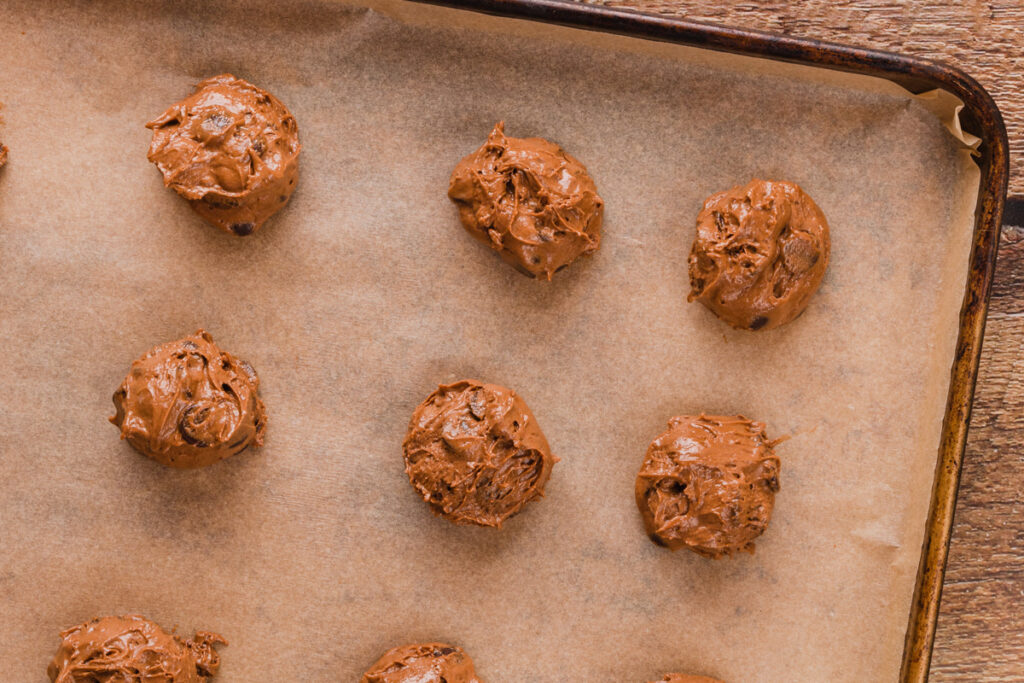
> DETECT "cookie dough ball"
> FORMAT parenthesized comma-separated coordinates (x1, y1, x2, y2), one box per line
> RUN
(48, 615, 225, 682)
(403, 379, 558, 527)
(650, 675, 725, 683)
(361, 642, 481, 683)
(0, 142, 7, 169)
(635, 414, 780, 558)
(688, 179, 830, 330)
(147, 74, 300, 236)
(448, 122, 603, 280)
(110, 330, 266, 468)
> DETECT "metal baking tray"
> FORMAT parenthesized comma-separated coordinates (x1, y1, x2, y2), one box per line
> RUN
(0, 0, 1008, 680)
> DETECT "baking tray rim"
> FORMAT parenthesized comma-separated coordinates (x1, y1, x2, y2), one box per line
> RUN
(407, 0, 1011, 679)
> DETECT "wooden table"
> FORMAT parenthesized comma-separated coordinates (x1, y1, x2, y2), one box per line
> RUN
(584, 1, 1024, 678)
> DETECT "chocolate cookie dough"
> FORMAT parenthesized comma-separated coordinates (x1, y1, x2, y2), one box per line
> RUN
(635, 414, 781, 558)
(403, 379, 557, 527)
(110, 330, 266, 468)
(361, 642, 481, 683)
(147, 74, 300, 236)
(650, 675, 725, 683)
(688, 179, 830, 330)
(48, 615, 225, 683)
(448, 122, 603, 280)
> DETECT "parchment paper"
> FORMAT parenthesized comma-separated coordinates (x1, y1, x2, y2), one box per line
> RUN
(0, 0, 981, 680)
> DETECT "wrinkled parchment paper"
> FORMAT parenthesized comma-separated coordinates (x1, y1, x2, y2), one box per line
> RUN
(0, 1, 980, 680)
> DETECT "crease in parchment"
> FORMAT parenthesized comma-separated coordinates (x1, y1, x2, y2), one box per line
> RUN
(914, 88, 983, 152)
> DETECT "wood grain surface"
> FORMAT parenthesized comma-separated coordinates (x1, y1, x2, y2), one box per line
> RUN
(580, 1, 1023, 679)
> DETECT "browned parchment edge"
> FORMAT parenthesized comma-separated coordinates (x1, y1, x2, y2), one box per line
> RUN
(406, 0, 1010, 679)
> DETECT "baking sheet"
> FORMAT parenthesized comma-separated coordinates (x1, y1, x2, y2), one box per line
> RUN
(0, 0, 980, 680)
